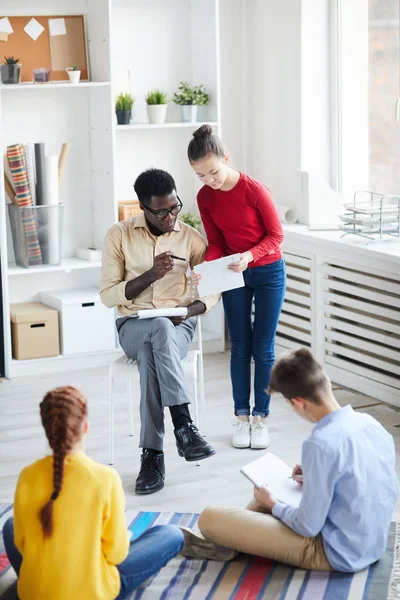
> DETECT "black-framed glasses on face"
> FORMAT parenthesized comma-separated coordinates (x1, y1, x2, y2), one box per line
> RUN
(144, 197, 183, 220)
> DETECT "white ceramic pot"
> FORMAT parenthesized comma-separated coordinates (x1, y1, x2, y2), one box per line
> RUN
(181, 105, 198, 123)
(66, 69, 81, 84)
(147, 104, 168, 125)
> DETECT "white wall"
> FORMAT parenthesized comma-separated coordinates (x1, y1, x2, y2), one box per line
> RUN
(219, 0, 246, 170)
(245, 0, 302, 211)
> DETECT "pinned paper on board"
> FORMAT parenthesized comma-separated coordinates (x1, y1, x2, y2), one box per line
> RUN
(0, 17, 13, 35)
(48, 18, 67, 37)
(24, 18, 45, 42)
(0, 32, 8, 42)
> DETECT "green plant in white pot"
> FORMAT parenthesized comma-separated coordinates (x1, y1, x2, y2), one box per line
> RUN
(173, 82, 209, 123)
(146, 89, 168, 124)
(66, 65, 81, 84)
(115, 93, 135, 125)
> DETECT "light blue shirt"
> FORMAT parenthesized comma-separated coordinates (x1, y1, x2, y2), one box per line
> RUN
(272, 405, 398, 572)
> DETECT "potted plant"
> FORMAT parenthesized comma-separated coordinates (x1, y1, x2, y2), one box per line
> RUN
(146, 89, 168, 124)
(66, 65, 81, 84)
(1, 56, 22, 84)
(179, 212, 202, 231)
(173, 81, 209, 123)
(115, 93, 135, 125)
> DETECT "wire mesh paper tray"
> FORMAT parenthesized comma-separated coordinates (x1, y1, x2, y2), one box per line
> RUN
(339, 191, 400, 241)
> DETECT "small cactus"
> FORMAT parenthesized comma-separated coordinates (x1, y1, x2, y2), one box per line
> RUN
(4, 56, 20, 65)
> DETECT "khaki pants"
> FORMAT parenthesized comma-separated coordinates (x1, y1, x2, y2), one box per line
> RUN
(198, 499, 333, 571)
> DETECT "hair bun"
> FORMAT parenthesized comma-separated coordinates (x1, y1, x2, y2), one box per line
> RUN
(192, 124, 213, 139)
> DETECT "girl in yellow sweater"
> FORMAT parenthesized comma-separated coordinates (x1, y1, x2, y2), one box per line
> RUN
(2, 386, 183, 600)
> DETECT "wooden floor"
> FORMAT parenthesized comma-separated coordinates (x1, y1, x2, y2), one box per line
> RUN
(1, 351, 400, 522)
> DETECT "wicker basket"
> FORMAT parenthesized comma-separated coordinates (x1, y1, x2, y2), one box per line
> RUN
(118, 200, 141, 222)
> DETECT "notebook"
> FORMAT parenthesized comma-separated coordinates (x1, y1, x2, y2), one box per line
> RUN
(240, 452, 302, 507)
(131, 307, 188, 319)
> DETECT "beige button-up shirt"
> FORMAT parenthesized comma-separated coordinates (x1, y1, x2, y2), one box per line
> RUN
(100, 213, 220, 316)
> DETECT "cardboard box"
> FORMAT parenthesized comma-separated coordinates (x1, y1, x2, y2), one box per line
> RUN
(10, 302, 60, 360)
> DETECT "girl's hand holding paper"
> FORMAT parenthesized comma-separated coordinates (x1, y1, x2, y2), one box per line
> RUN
(228, 251, 253, 273)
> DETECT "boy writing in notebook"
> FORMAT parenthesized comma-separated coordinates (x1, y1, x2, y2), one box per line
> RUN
(181, 348, 399, 572)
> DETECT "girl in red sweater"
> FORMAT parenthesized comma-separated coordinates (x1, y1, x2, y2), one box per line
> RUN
(188, 125, 286, 449)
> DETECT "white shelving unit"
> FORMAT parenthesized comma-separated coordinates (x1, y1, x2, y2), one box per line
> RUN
(115, 121, 218, 131)
(0, 0, 224, 379)
(8, 258, 102, 277)
(1, 82, 111, 90)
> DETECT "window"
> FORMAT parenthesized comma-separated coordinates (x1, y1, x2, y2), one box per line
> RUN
(369, 0, 400, 194)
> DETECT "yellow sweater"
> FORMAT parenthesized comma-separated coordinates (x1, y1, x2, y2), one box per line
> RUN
(13, 453, 130, 600)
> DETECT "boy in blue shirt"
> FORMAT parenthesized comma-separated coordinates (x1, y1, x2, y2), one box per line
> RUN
(181, 348, 399, 572)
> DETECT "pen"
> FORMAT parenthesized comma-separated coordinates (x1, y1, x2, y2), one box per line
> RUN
(171, 255, 186, 261)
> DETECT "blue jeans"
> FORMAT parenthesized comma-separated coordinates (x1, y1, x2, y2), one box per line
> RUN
(3, 518, 183, 599)
(223, 259, 286, 417)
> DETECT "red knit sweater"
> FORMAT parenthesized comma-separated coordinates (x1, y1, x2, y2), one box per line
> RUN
(197, 172, 284, 267)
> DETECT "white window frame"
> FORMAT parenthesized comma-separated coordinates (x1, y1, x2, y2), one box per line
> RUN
(331, 0, 369, 201)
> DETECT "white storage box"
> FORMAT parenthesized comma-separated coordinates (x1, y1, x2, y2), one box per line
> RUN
(40, 288, 116, 355)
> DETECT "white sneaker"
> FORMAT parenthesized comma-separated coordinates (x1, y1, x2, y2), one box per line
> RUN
(232, 418, 251, 448)
(251, 417, 270, 449)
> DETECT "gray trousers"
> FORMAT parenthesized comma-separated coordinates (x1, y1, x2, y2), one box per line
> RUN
(116, 316, 197, 451)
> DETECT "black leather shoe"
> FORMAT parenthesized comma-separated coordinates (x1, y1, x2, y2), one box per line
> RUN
(175, 423, 216, 462)
(135, 450, 165, 495)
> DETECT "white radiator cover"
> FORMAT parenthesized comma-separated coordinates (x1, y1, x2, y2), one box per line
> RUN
(277, 252, 313, 349)
(273, 245, 400, 406)
(323, 262, 400, 392)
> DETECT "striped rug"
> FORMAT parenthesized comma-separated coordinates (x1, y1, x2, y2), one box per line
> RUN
(1, 508, 399, 599)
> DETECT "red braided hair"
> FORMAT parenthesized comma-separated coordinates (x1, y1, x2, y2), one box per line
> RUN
(39, 386, 88, 538)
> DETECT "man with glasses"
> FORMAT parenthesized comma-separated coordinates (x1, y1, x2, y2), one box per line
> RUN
(100, 169, 219, 494)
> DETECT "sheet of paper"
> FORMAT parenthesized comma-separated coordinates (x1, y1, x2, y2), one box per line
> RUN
(24, 18, 45, 41)
(194, 254, 244, 296)
(240, 452, 302, 507)
(0, 32, 9, 42)
(134, 307, 188, 320)
(0, 17, 13, 34)
(49, 17, 67, 36)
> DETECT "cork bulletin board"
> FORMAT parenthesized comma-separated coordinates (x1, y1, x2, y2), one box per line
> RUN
(0, 15, 89, 82)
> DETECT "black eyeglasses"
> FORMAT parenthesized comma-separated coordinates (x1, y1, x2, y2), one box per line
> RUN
(144, 197, 183, 220)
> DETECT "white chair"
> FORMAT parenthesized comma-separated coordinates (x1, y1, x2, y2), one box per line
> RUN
(108, 316, 205, 465)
